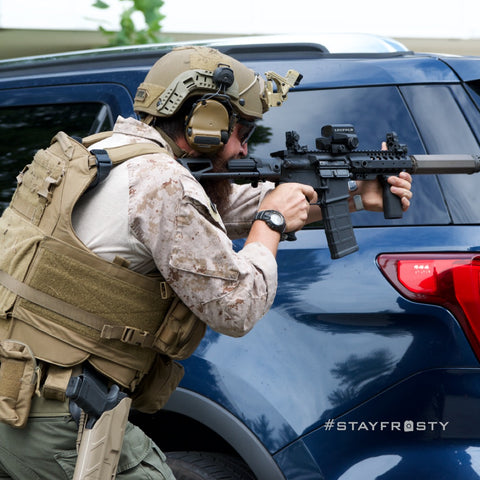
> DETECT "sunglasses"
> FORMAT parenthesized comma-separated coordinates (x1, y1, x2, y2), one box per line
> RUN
(237, 118, 257, 145)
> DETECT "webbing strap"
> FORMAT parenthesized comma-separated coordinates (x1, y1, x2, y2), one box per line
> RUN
(82, 131, 113, 146)
(101, 325, 155, 348)
(87, 143, 167, 189)
(0, 270, 165, 348)
(0, 270, 108, 333)
(89, 149, 113, 189)
(104, 143, 168, 165)
(85, 143, 168, 168)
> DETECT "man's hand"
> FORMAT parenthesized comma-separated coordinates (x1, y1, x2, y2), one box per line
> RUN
(355, 171, 413, 212)
(260, 183, 317, 232)
(247, 173, 412, 256)
(245, 183, 317, 256)
(305, 170, 413, 224)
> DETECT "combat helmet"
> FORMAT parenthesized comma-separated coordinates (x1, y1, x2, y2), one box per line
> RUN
(134, 45, 301, 153)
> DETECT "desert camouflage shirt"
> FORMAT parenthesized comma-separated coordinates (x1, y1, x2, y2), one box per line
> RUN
(72, 116, 277, 337)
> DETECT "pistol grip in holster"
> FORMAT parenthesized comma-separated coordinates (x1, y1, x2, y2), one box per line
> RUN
(66, 366, 132, 480)
(73, 396, 132, 480)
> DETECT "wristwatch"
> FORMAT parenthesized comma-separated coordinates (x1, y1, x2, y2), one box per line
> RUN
(253, 210, 286, 234)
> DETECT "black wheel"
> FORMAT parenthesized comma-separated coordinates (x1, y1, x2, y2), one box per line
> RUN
(166, 451, 256, 480)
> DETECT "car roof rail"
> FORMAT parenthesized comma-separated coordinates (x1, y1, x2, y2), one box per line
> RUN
(217, 42, 329, 60)
(207, 34, 410, 56)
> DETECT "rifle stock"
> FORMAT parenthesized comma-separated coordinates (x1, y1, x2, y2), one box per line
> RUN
(186, 124, 480, 259)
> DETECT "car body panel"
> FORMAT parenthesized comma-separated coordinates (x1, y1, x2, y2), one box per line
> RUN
(180, 226, 480, 450)
(291, 368, 480, 480)
(439, 56, 480, 82)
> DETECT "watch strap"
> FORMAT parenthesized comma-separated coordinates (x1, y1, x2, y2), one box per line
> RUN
(253, 210, 286, 234)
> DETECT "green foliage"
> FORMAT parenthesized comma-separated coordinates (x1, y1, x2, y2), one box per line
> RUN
(93, 0, 168, 46)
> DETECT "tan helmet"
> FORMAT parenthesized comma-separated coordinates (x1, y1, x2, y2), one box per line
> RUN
(134, 46, 269, 120)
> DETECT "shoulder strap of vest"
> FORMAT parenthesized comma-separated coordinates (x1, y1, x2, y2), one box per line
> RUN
(82, 131, 114, 147)
(104, 143, 168, 165)
(82, 131, 168, 164)
(80, 132, 169, 188)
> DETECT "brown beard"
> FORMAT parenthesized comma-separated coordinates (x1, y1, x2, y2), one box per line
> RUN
(199, 155, 233, 216)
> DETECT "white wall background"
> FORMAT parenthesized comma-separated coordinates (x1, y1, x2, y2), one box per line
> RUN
(1, 0, 479, 38)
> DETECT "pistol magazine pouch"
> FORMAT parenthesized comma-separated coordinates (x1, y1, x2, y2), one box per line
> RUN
(0, 340, 38, 428)
(0, 132, 206, 409)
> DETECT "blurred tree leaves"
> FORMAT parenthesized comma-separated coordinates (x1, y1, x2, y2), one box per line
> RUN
(93, 0, 169, 46)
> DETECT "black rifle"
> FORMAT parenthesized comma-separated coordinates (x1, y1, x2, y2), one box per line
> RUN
(181, 124, 480, 259)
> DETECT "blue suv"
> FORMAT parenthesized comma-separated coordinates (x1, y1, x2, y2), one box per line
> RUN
(1, 35, 480, 479)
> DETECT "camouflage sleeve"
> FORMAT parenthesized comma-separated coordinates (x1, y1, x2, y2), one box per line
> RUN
(221, 182, 275, 239)
(127, 155, 277, 337)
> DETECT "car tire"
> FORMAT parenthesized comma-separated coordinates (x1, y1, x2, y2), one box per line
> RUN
(166, 451, 256, 480)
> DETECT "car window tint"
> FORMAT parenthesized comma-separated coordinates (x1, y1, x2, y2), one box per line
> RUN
(456, 83, 480, 142)
(248, 86, 450, 227)
(400, 85, 479, 154)
(466, 81, 480, 111)
(401, 84, 480, 224)
(0, 102, 113, 212)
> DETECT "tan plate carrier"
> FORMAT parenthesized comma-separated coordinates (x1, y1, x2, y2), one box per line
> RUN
(0, 131, 206, 411)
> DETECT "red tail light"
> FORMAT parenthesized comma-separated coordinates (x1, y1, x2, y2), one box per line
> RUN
(377, 253, 480, 359)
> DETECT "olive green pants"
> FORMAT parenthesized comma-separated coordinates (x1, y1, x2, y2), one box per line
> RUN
(0, 397, 175, 480)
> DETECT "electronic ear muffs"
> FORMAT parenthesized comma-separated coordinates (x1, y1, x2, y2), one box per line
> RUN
(184, 66, 236, 154)
(185, 98, 232, 154)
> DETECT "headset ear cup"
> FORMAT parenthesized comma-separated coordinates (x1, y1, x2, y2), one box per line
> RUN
(185, 99, 231, 153)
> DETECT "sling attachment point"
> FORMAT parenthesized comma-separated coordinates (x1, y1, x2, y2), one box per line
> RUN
(89, 149, 112, 189)
(101, 325, 155, 348)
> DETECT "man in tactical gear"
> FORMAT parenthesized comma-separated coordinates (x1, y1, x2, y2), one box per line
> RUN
(0, 46, 412, 479)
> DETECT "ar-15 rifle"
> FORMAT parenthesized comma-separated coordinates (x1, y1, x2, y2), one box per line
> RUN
(66, 366, 132, 480)
(181, 124, 480, 259)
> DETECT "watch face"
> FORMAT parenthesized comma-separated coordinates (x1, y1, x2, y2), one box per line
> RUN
(270, 212, 284, 226)
(254, 210, 286, 233)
